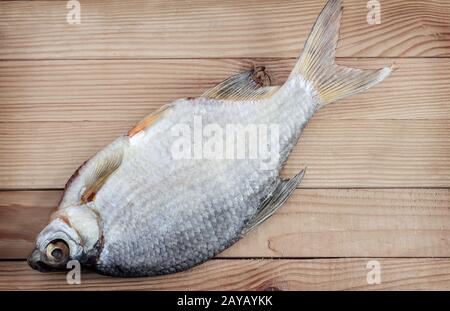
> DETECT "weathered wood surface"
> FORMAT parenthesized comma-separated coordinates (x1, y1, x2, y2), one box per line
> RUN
(2, 259, 450, 291)
(0, 0, 449, 59)
(2, 57, 449, 189)
(1, 0, 449, 290)
(1, 189, 449, 259)
(1, 120, 449, 189)
(1, 58, 449, 122)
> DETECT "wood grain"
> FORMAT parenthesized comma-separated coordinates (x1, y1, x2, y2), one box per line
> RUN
(1, 120, 449, 189)
(1, 0, 449, 291)
(0, 191, 59, 259)
(1, 58, 449, 122)
(0, 0, 449, 59)
(2, 258, 450, 290)
(2, 189, 449, 259)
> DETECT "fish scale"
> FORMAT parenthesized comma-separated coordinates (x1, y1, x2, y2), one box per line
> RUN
(91, 85, 311, 276)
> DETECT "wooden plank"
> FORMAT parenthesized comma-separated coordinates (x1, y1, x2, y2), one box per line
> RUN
(0, 121, 130, 189)
(226, 189, 450, 258)
(0, 0, 449, 59)
(1, 120, 449, 189)
(2, 258, 450, 290)
(0, 191, 59, 259)
(2, 189, 449, 259)
(1, 58, 449, 122)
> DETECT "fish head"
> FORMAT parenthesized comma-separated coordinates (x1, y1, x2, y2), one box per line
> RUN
(28, 204, 101, 272)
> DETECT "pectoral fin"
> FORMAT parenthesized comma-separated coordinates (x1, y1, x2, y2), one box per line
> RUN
(242, 169, 306, 235)
(201, 67, 279, 101)
(81, 149, 124, 203)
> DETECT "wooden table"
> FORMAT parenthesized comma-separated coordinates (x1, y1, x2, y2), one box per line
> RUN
(1, 0, 450, 290)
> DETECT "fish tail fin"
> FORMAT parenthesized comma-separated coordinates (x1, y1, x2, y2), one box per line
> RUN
(288, 0, 392, 106)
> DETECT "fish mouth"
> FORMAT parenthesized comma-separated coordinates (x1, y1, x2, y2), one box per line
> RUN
(27, 248, 61, 273)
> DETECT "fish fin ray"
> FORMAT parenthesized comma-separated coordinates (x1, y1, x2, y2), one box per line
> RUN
(128, 104, 171, 137)
(289, 0, 391, 105)
(81, 148, 124, 203)
(242, 169, 306, 235)
(202, 67, 279, 101)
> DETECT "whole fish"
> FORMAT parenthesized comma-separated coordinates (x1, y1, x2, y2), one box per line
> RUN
(28, 0, 391, 277)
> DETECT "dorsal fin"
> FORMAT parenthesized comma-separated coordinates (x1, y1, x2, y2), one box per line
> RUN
(201, 67, 279, 101)
(80, 148, 124, 203)
(128, 104, 171, 137)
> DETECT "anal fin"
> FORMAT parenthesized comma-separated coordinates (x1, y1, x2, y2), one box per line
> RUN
(242, 169, 306, 235)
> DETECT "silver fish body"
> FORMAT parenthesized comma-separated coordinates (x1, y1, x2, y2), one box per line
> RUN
(28, 0, 391, 277)
(89, 79, 315, 276)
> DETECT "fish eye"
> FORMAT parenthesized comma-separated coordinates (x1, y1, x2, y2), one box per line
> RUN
(51, 248, 63, 260)
(46, 240, 69, 262)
